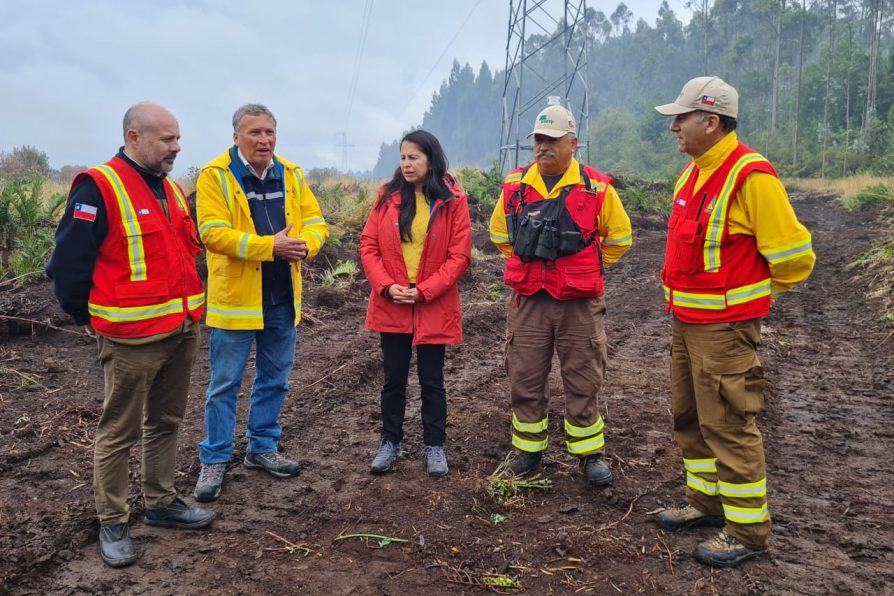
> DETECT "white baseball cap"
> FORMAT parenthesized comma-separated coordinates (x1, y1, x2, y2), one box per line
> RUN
(528, 105, 577, 138)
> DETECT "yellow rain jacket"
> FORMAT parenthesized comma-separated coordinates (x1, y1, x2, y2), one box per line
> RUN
(196, 150, 329, 330)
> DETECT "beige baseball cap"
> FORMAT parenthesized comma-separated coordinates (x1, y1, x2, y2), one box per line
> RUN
(528, 105, 577, 138)
(654, 76, 739, 118)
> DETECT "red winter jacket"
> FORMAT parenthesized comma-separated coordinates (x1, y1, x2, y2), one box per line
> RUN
(360, 180, 471, 345)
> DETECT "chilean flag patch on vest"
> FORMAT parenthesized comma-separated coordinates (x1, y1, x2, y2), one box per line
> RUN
(73, 203, 98, 222)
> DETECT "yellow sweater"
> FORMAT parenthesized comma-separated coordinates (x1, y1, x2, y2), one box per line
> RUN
(401, 192, 431, 283)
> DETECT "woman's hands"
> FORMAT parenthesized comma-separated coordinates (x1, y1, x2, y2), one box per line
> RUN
(387, 284, 422, 304)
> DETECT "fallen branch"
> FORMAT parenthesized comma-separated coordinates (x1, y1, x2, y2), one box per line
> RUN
(304, 362, 350, 390)
(333, 533, 408, 547)
(265, 530, 314, 556)
(0, 315, 85, 336)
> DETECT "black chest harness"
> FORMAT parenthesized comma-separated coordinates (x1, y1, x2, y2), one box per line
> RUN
(507, 163, 596, 263)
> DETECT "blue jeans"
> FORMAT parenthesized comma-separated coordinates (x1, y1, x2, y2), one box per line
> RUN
(198, 303, 296, 463)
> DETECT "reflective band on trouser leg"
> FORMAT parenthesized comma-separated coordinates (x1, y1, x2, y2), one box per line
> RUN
(512, 434, 548, 452)
(511, 413, 548, 452)
(684, 457, 719, 496)
(722, 502, 769, 524)
(718, 478, 767, 499)
(687, 471, 718, 496)
(564, 417, 605, 455)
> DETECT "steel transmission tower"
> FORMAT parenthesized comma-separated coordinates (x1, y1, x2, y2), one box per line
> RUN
(499, 0, 590, 173)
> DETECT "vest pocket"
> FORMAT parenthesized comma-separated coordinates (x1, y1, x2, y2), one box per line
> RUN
(114, 280, 168, 306)
(555, 264, 600, 299)
(673, 219, 706, 274)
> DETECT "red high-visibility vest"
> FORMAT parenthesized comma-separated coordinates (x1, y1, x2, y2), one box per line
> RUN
(501, 164, 609, 300)
(662, 142, 776, 324)
(81, 156, 205, 338)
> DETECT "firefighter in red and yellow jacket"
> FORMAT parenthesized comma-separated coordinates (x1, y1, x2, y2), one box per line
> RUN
(653, 77, 815, 568)
(489, 104, 632, 487)
(47, 102, 214, 569)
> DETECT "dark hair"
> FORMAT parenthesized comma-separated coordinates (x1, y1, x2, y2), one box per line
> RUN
(382, 130, 451, 242)
(718, 114, 738, 132)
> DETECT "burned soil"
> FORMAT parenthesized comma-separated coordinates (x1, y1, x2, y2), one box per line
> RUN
(0, 191, 891, 595)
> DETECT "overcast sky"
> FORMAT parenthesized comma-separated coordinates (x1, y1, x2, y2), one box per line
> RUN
(3, 1, 690, 176)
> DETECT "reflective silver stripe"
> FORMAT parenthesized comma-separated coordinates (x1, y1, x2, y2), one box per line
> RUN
(512, 434, 548, 452)
(726, 279, 771, 305)
(564, 417, 604, 438)
(565, 433, 605, 454)
(687, 471, 718, 496)
(245, 191, 285, 201)
(217, 169, 232, 212)
(718, 478, 767, 498)
(672, 292, 726, 309)
(704, 153, 767, 271)
(199, 221, 231, 236)
(684, 458, 717, 473)
(89, 298, 183, 322)
(237, 232, 250, 259)
(302, 216, 325, 225)
(603, 233, 632, 246)
(674, 162, 696, 197)
(763, 240, 813, 264)
(206, 304, 264, 319)
(187, 293, 205, 310)
(722, 502, 769, 524)
(512, 413, 548, 433)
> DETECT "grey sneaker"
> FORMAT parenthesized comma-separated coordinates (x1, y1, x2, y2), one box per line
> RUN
(423, 445, 448, 477)
(370, 440, 401, 474)
(194, 463, 227, 502)
(243, 452, 301, 478)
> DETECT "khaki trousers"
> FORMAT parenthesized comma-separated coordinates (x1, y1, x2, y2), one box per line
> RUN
(505, 291, 607, 456)
(671, 317, 770, 549)
(93, 323, 200, 526)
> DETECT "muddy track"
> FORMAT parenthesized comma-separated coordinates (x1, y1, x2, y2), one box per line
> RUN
(0, 191, 891, 594)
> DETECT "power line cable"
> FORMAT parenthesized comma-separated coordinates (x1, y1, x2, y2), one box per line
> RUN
(345, 0, 374, 127)
(401, 0, 483, 114)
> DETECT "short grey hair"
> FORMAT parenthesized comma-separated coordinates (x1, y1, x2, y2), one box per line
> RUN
(232, 103, 276, 132)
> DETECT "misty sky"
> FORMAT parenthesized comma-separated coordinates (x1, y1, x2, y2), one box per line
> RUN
(3, 1, 689, 175)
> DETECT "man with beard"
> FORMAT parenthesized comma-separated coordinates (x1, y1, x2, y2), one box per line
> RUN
(48, 102, 214, 568)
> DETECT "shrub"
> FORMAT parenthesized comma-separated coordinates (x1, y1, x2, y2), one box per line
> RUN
(841, 183, 894, 211)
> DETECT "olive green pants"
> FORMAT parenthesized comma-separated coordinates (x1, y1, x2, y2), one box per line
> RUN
(671, 317, 771, 550)
(93, 324, 200, 526)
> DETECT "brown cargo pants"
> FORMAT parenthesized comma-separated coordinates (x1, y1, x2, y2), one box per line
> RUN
(671, 317, 771, 550)
(93, 322, 200, 526)
(505, 291, 607, 456)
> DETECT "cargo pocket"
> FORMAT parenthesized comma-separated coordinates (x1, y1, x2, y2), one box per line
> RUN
(702, 351, 764, 422)
(503, 331, 514, 374)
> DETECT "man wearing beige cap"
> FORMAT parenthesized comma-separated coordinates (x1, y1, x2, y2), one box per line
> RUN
(489, 104, 632, 487)
(653, 77, 815, 568)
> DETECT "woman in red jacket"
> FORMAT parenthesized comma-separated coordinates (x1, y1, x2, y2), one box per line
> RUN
(360, 130, 472, 477)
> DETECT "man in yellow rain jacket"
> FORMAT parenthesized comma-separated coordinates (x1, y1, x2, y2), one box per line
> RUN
(193, 104, 328, 502)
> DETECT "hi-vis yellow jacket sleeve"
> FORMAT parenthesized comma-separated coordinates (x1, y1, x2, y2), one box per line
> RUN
(598, 184, 632, 267)
(488, 175, 632, 266)
(729, 171, 815, 296)
(489, 186, 514, 258)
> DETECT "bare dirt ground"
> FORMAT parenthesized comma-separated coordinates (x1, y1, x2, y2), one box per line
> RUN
(1, 191, 891, 595)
